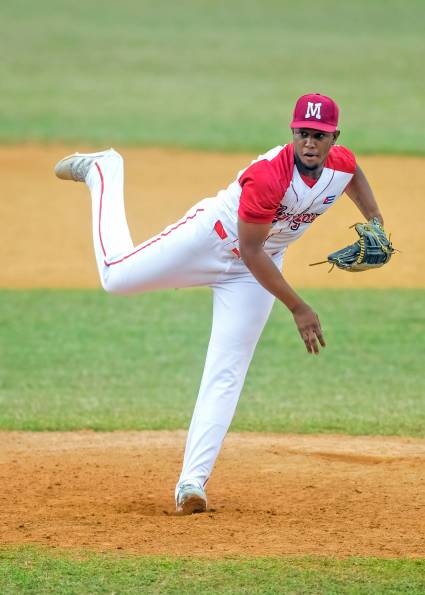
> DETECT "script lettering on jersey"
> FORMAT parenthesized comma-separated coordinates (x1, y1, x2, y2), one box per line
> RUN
(305, 102, 322, 120)
(272, 205, 319, 230)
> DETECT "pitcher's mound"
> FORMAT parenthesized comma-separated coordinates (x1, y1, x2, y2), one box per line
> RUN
(1, 431, 424, 558)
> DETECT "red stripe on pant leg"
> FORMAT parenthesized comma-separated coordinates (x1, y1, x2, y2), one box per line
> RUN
(95, 162, 107, 258)
(94, 160, 205, 268)
(104, 208, 206, 267)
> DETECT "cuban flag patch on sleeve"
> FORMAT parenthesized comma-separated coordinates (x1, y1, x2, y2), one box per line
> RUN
(323, 195, 336, 204)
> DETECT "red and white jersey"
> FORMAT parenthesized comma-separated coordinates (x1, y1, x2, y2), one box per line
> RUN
(202, 143, 356, 258)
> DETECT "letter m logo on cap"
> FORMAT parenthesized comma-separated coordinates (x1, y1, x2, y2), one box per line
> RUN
(305, 102, 322, 120)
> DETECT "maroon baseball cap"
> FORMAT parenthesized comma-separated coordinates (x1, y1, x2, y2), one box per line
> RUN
(290, 93, 339, 132)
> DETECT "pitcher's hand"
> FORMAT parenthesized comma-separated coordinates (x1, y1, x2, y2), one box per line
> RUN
(291, 303, 326, 355)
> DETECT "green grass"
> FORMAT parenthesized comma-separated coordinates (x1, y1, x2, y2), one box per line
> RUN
(0, 547, 424, 594)
(1, 288, 424, 435)
(0, 0, 424, 153)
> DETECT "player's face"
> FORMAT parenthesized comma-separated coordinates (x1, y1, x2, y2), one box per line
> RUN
(292, 128, 340, 171)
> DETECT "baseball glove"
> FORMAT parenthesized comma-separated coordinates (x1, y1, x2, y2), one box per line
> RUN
(311, 218, 395, 272)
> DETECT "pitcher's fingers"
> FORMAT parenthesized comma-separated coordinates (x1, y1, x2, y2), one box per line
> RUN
(304, 331, 319, 355)
(310, 335, 319, 355)
(316, 330, 326, 347)
(303, 336, 312, 354)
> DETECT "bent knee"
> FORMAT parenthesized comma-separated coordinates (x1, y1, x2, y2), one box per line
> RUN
(100, 271, 132, 296)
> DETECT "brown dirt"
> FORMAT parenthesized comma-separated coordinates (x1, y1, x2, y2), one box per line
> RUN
(1, 144, 424, 288)
(1, 431, 424, 558)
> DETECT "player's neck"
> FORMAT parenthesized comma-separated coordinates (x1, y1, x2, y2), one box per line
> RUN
(294, 153, 324, 180)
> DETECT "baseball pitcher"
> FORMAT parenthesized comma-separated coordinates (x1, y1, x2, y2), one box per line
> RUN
(55, 94, 393, 515)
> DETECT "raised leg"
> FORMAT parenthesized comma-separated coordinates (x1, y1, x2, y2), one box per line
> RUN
(84, 151, 224, 294)
(85, 150, 133, 285)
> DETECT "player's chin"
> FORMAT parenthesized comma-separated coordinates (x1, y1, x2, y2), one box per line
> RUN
(300, 158, 321, 170)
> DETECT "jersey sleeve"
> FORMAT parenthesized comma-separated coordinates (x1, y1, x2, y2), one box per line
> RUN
(238, 160, 284, 224)
(325, 145, 356, 174)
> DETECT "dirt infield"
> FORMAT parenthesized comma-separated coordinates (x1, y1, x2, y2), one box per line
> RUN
(1, 431, 424, 558)
(1, 145, 423, 288)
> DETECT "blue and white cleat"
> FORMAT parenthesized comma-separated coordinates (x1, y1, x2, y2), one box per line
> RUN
(176, 481, 207, 515)
(54, 149, 115, 182)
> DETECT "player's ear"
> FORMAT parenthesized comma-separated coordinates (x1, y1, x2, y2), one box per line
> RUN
(332, 130, 340, 143)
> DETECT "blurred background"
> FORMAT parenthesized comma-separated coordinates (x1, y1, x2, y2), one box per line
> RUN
(1, 0, 424, 153)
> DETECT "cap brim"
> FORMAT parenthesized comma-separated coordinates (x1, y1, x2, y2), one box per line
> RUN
(291, 120, 337, 132)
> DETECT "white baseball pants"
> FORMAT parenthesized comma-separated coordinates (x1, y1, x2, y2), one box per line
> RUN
(85, 151, 279, 493)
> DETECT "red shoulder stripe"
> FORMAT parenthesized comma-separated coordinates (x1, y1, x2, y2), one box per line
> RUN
(238, 144, 294, 224)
